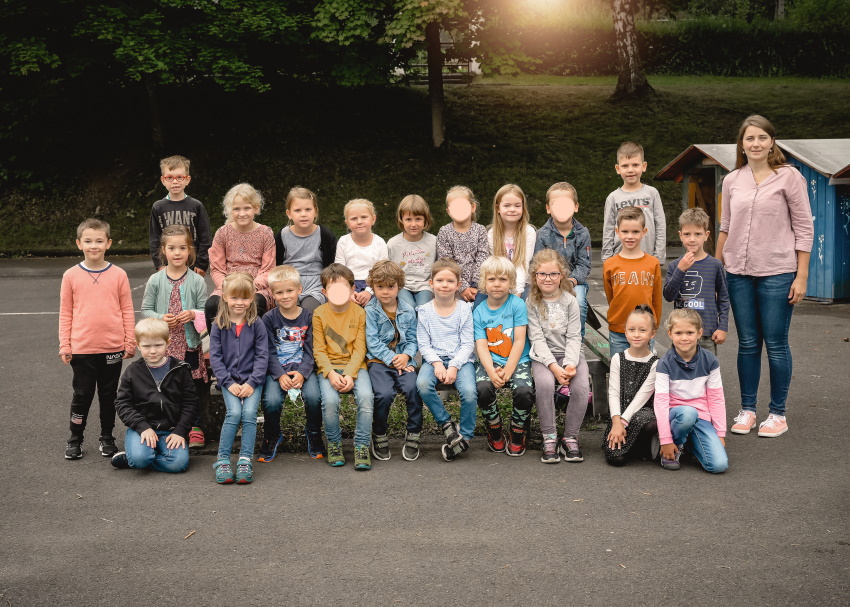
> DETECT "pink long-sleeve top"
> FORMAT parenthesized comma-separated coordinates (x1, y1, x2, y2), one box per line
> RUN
(59, 263, 136, 356)
(209, 222, 276, 307)
(654, 347, 726, 445)
(719, 164, 814, 276)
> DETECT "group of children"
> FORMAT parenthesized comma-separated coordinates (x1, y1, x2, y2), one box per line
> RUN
(59, 142, 740, 484)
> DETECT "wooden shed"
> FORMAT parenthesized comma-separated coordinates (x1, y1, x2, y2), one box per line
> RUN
(657, 139, 850, 302)
(654, 144, 736, 255)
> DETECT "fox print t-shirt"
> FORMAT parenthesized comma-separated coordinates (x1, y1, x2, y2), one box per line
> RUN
(473, 294, 531, 367)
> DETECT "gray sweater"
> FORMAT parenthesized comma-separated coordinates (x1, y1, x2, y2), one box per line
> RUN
(526, 291, 583, 369)
(601, 184, 666, 265)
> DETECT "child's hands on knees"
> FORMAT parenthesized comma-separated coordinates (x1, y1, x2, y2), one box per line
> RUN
(488, 366, 506, 389)
(166, 433, 186, 449)
(339, 375, 355, 393)
(391, 353, 410, 370)
(608, 417, 627, 449)
(240, 384, 254, 398)
(279, 374, 294, 390)
(287, 370, 304, 389)
(660, 443, 679, 460)
(443, 366, 458, 385)
(228, 383, 243, 397)
(548, 363, 569, 385)
(433, 361, 448, 383)
(140, 428, 158, 448)
(712, 329, 727, 345)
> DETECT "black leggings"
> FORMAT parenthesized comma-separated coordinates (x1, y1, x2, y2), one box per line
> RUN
(69, 352, 124, 439)
(205, 294, 268, 331)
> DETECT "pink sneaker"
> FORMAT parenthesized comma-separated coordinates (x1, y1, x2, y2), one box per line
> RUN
(730, 410, 757, 435)
(758, 414, 788, 437)
(188, 427, 206, 448)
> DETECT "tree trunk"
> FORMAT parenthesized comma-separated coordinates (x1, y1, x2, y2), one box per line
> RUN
(611, 0, 653, 101)
(425, 21, 445, 148)
(775, 0, 786, 20)
(145, 77, 165, 150)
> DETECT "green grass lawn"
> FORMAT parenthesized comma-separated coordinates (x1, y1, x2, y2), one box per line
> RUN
(2, 75, 848, 253)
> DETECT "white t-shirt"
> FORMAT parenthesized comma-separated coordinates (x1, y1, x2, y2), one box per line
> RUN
(334, 233, 389, 293)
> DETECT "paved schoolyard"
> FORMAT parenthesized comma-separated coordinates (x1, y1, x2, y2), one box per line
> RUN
(0, 254, 847, 606)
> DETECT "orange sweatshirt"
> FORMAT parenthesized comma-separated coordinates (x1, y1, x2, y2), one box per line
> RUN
(59, 263, 136, 356)
(602, 253, 662, 333)
(312, 303, 367, 378)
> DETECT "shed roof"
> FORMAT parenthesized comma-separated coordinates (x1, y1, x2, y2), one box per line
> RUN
(655, 144, 737, 182)
(777, 139, 850, 180)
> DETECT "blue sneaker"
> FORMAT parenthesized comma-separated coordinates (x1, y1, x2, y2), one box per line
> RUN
(235, 459, 253, 484)
(258, 434, 283, 463)
(214, 461, 235, 484)
(305, 430, 327, 459)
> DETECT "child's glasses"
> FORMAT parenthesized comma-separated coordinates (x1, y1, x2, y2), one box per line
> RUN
(163, 176, 188, 183)
(535, 272, 562, 281)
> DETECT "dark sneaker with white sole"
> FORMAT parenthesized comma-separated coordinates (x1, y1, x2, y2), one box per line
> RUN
(371, 433, 391, 461)
(559, 436, 584, 462)
(402, 432, 421, 461)
(111, 451, 130, 469)
(99, 435, 118, 457)
(540, 439, 560, 464)
(65, 440, 83, 460)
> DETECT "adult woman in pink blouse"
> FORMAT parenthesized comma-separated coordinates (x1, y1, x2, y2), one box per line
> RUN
(716, 115, 813, 439)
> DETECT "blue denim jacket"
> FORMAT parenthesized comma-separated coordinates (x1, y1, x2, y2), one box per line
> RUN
(365, 297, 418, 367)
(533, 217, 592, 285)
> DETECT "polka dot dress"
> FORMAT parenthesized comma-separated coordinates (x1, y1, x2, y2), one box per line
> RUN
(603, 353, 659, 459)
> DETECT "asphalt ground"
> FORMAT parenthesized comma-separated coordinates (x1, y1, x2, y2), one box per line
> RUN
(1, 253, 848, 606)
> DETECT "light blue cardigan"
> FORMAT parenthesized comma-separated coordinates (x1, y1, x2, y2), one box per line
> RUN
(141, 269, 208, 349)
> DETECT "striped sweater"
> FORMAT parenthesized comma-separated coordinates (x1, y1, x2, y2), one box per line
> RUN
(654, 347, 726, 444)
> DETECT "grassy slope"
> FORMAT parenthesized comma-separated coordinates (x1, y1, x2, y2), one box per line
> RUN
(2, 76, 848, 253)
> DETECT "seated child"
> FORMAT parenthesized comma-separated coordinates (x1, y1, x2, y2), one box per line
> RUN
(488, 184, 536, 298)
(663, 208, 729, 356)
(313, 263, 374, 470)
(474, 256, 535, 457)
(112, 318, 199, 473)
(387, 194, 437, 309)
(365, 261, 423, 461)
(526, 250, 591, 464)
(416, 259, 478, 461)
(259, 265, 324, 463)
(334, 198, 388, 306)
(655, 309, 728, 474)
(436, 186, 490, 306)
(603, 305, 660, 467)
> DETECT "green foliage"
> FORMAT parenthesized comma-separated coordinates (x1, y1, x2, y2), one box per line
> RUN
(789, 0, 850, 29)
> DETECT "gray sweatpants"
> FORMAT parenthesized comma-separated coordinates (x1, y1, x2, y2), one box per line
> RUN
(532, 355, 590, 439)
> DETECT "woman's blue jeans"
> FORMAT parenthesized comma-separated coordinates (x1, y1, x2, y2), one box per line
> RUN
(317, 371, 374, 447)
(124, 428, 190, 473)
(217, 387, 263, 462)
(726, 271, 796, 415)
(398, 288, 434, 310)
(669, 406, 728, 474)
(416, 358, 478, 440)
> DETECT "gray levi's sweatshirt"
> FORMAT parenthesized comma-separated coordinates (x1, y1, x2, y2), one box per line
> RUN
(601, 184, 666, 265)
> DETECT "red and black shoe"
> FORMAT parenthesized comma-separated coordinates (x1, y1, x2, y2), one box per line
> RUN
(485, 417, 506, 453)
(506, 423, 527, 457)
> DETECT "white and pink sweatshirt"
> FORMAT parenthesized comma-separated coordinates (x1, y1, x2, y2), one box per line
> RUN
(654, 347, 726, 445)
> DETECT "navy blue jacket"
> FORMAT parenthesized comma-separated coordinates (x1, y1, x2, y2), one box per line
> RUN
(210, 319, 269, 389)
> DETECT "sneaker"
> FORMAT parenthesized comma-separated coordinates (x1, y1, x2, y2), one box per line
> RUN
(402, 432, 421, 461)
(99, 435, 118, 457)
(214, 462, 235, 484)
(188, 427, 206, 449)
(371, 433, 391, 461)
(257, 433, 283, 463)
(560, 436, 584, 462)
(485, 417, 506, 453)
(540, 439, 560, 464)
(327, 441, 345, 467)
(660, 445, 683, 470)
(441, 437, 469, 462)
(65, 440, 83, 460)
(731, 410, 757, 435)
(441, 421, 462, 448)
(441, 443, 457, 461)
(111, 451, 130, 469)
(235, 459, 253, 483)
(506, 424, 527, 457)
(354, 445, 372, 470)
(305, 430, 327, 459)
(758, 414, 788, 438)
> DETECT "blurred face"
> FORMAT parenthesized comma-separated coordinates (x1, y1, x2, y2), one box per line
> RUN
(76, 229, 112, 264)
(546, 191, 578, 225)
(616, 219, 647, 250)
(447, 196, 474, 225)
(484, 273, 510, 302)
(615, 155, 647, 187)
(163, 237, 190, 269)
(161, 168, 190, 198)
(139, 337, 168, 367)
(430, 269, 459, 299)
(669, 320, 701, 358)
(401, 213, 425, 238)
(679, 224, 709, 255)
(225, 293, 253, 318)
(230, 195, 257, 230)
(272, 280, 302, 311)
(373, 282, 400, 307)
(625, 313, 656, 351)
(345, 205, 376, 236)
(324, 278, 355, 307)
(742, 126, 774, 164)
(286, 198, 317, 232)
(534, 261, 563, 298)
(497, 193, 524, 226)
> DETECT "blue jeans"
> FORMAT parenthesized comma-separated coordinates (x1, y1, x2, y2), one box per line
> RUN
(573, 283, 588, 338)
(416, 358, 478, 440)
(398, 288, 434, 310)
(263, 372, 322, 437)
(218, 387, 263, 462)
(669, 406, 728, 474)
(726, 271, 796, 415)
(609, 331, 656, 359)
(317, 371, 374, 446)
(124, 428, 190, 473)
(368, 362, 423, 435)
(471, 291, 488, 310)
